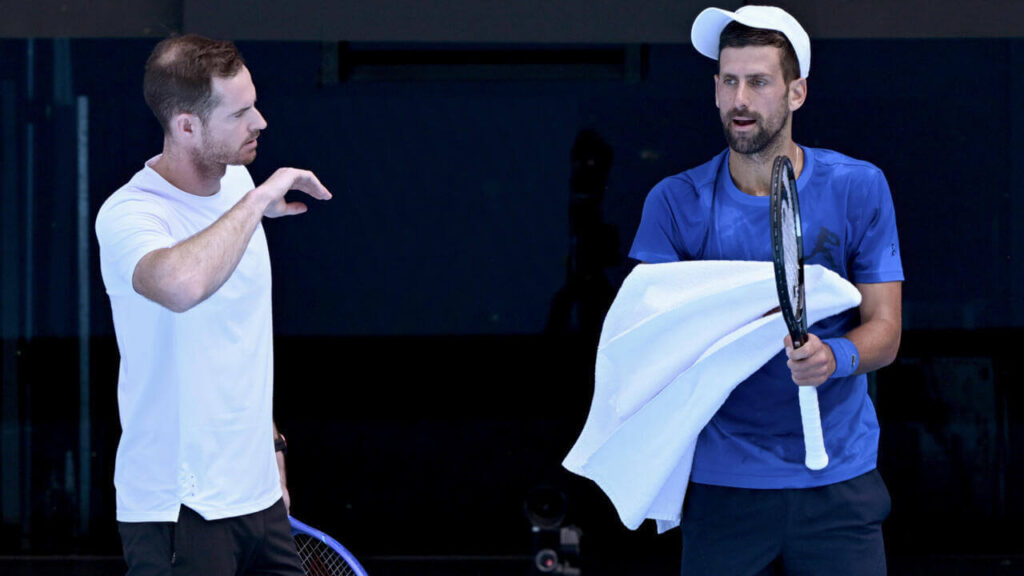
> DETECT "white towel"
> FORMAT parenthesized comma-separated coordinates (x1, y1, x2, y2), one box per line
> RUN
(562, 260, 862, 533)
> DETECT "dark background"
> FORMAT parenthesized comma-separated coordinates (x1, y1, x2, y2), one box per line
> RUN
(2, 0, 1023, 573)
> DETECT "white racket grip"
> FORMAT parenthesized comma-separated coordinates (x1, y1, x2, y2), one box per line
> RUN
(798, 386, 829, 470)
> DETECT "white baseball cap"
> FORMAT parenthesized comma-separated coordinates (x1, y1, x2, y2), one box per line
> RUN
(691, 5, 811, 78)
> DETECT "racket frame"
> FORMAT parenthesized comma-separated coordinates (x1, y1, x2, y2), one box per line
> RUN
(289, 515, 370, 576)
(769, 155, 808, 347)
(769, 154, 829, 471)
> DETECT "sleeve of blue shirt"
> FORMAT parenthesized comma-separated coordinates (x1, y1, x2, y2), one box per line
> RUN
(629, 175, 713, 264)
(846, 167, 904, 284)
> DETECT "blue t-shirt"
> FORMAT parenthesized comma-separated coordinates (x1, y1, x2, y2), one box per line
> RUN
(630, 146, 904, 489)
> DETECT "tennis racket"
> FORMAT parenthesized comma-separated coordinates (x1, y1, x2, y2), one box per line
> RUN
(289, 516, 369, 576)
(769, 154, 829, 471)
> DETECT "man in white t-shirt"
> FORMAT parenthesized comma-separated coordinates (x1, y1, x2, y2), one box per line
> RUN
(95, 34, 331, 576)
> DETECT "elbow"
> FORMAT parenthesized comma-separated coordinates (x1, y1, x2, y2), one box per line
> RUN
(879, 326, 902, 369)
(162, 281, 207, 313)
(163, 297, 197, 314)
(879, 346, 900, 370)
(132, 250, 210, 313)
(135, 276, 207, 313)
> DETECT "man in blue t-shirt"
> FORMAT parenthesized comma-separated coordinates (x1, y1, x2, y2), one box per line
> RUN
(630, 6, 903, 575)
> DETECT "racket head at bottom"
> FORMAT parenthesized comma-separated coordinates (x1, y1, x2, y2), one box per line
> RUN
(289, 516, 369, 576)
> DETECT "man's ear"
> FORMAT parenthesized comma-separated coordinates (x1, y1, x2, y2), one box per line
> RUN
(788, 77, 807, 112)
(714, 74, 721, 110)
(169, 112, 201, 141)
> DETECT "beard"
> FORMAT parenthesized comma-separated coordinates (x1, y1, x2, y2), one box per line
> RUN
(721, 99, 790, 156)
(191, 130, 259, 177)
(206, 134, 258, 166)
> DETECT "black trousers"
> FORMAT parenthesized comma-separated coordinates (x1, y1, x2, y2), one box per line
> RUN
(119, 498, 303, 576)
(681, 470, 891, 576)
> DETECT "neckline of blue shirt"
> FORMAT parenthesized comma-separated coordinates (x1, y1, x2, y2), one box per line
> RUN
(719, 145, 815, 206)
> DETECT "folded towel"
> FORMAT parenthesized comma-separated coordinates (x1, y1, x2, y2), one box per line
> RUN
(562, 260, 862, 532)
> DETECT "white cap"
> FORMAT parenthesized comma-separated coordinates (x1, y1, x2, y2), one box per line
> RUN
(691, 5, 810, 79)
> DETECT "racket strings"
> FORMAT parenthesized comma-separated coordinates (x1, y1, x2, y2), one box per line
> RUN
(779, 183, 805, 322)
(780, 203, 801, 306)
(294, 533, 358, 576)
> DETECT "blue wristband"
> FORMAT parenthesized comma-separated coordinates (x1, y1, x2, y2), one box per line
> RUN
(823, 337, 860, 379)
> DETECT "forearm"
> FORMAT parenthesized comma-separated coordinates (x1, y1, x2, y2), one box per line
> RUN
(842, 281, 903, 375)
(276, 450, 287, 485)
(273, 423, 287, 482)
(274, 422, 290, 511)
(133, 189, 270, 312)
(843, 317, 901, 375)
(788, 282, 901, 386)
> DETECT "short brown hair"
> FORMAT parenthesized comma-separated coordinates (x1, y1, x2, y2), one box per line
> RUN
(719, 21, 800, 83)
(143, 34, 246, 132)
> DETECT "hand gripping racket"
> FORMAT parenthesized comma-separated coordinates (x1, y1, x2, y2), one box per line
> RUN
(769, 154, 829, 471)
(289, 516, 369, 576)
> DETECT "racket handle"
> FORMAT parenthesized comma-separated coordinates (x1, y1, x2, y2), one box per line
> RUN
(798, 386, 829, 470)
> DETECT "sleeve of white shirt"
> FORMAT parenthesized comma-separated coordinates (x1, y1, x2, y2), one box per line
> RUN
(95, 195, 176, 296)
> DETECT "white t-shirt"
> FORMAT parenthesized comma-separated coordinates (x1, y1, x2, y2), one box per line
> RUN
(95, 157, 281, 523)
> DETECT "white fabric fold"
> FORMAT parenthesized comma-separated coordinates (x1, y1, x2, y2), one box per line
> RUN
(562, 260, 862, 532)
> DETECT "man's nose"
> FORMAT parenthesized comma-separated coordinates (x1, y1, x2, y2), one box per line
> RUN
(253, 107, 268, 131)
(733, 84, 750, 109)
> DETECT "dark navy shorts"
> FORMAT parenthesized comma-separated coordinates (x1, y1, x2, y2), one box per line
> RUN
(681, 469, 891, 576)
(118, 498, 303, 576)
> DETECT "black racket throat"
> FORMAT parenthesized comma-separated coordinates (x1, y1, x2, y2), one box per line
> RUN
(770, 155, 808, 349)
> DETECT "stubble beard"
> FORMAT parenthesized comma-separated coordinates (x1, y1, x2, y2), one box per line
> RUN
(721, 98, 791, 158)
(192, 132, 258, 178)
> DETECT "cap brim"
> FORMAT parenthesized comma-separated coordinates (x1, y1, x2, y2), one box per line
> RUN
(690, 8, 737, 61)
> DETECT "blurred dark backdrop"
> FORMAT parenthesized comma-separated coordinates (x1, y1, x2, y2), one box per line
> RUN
(1, 0, 1023, 572)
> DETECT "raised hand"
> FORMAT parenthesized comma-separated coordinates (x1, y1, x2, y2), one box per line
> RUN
(257, 167, 332, 218)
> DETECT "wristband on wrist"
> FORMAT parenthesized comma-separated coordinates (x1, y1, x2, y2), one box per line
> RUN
(824, 337, 859, 379)
(274, 434, 287, 455)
